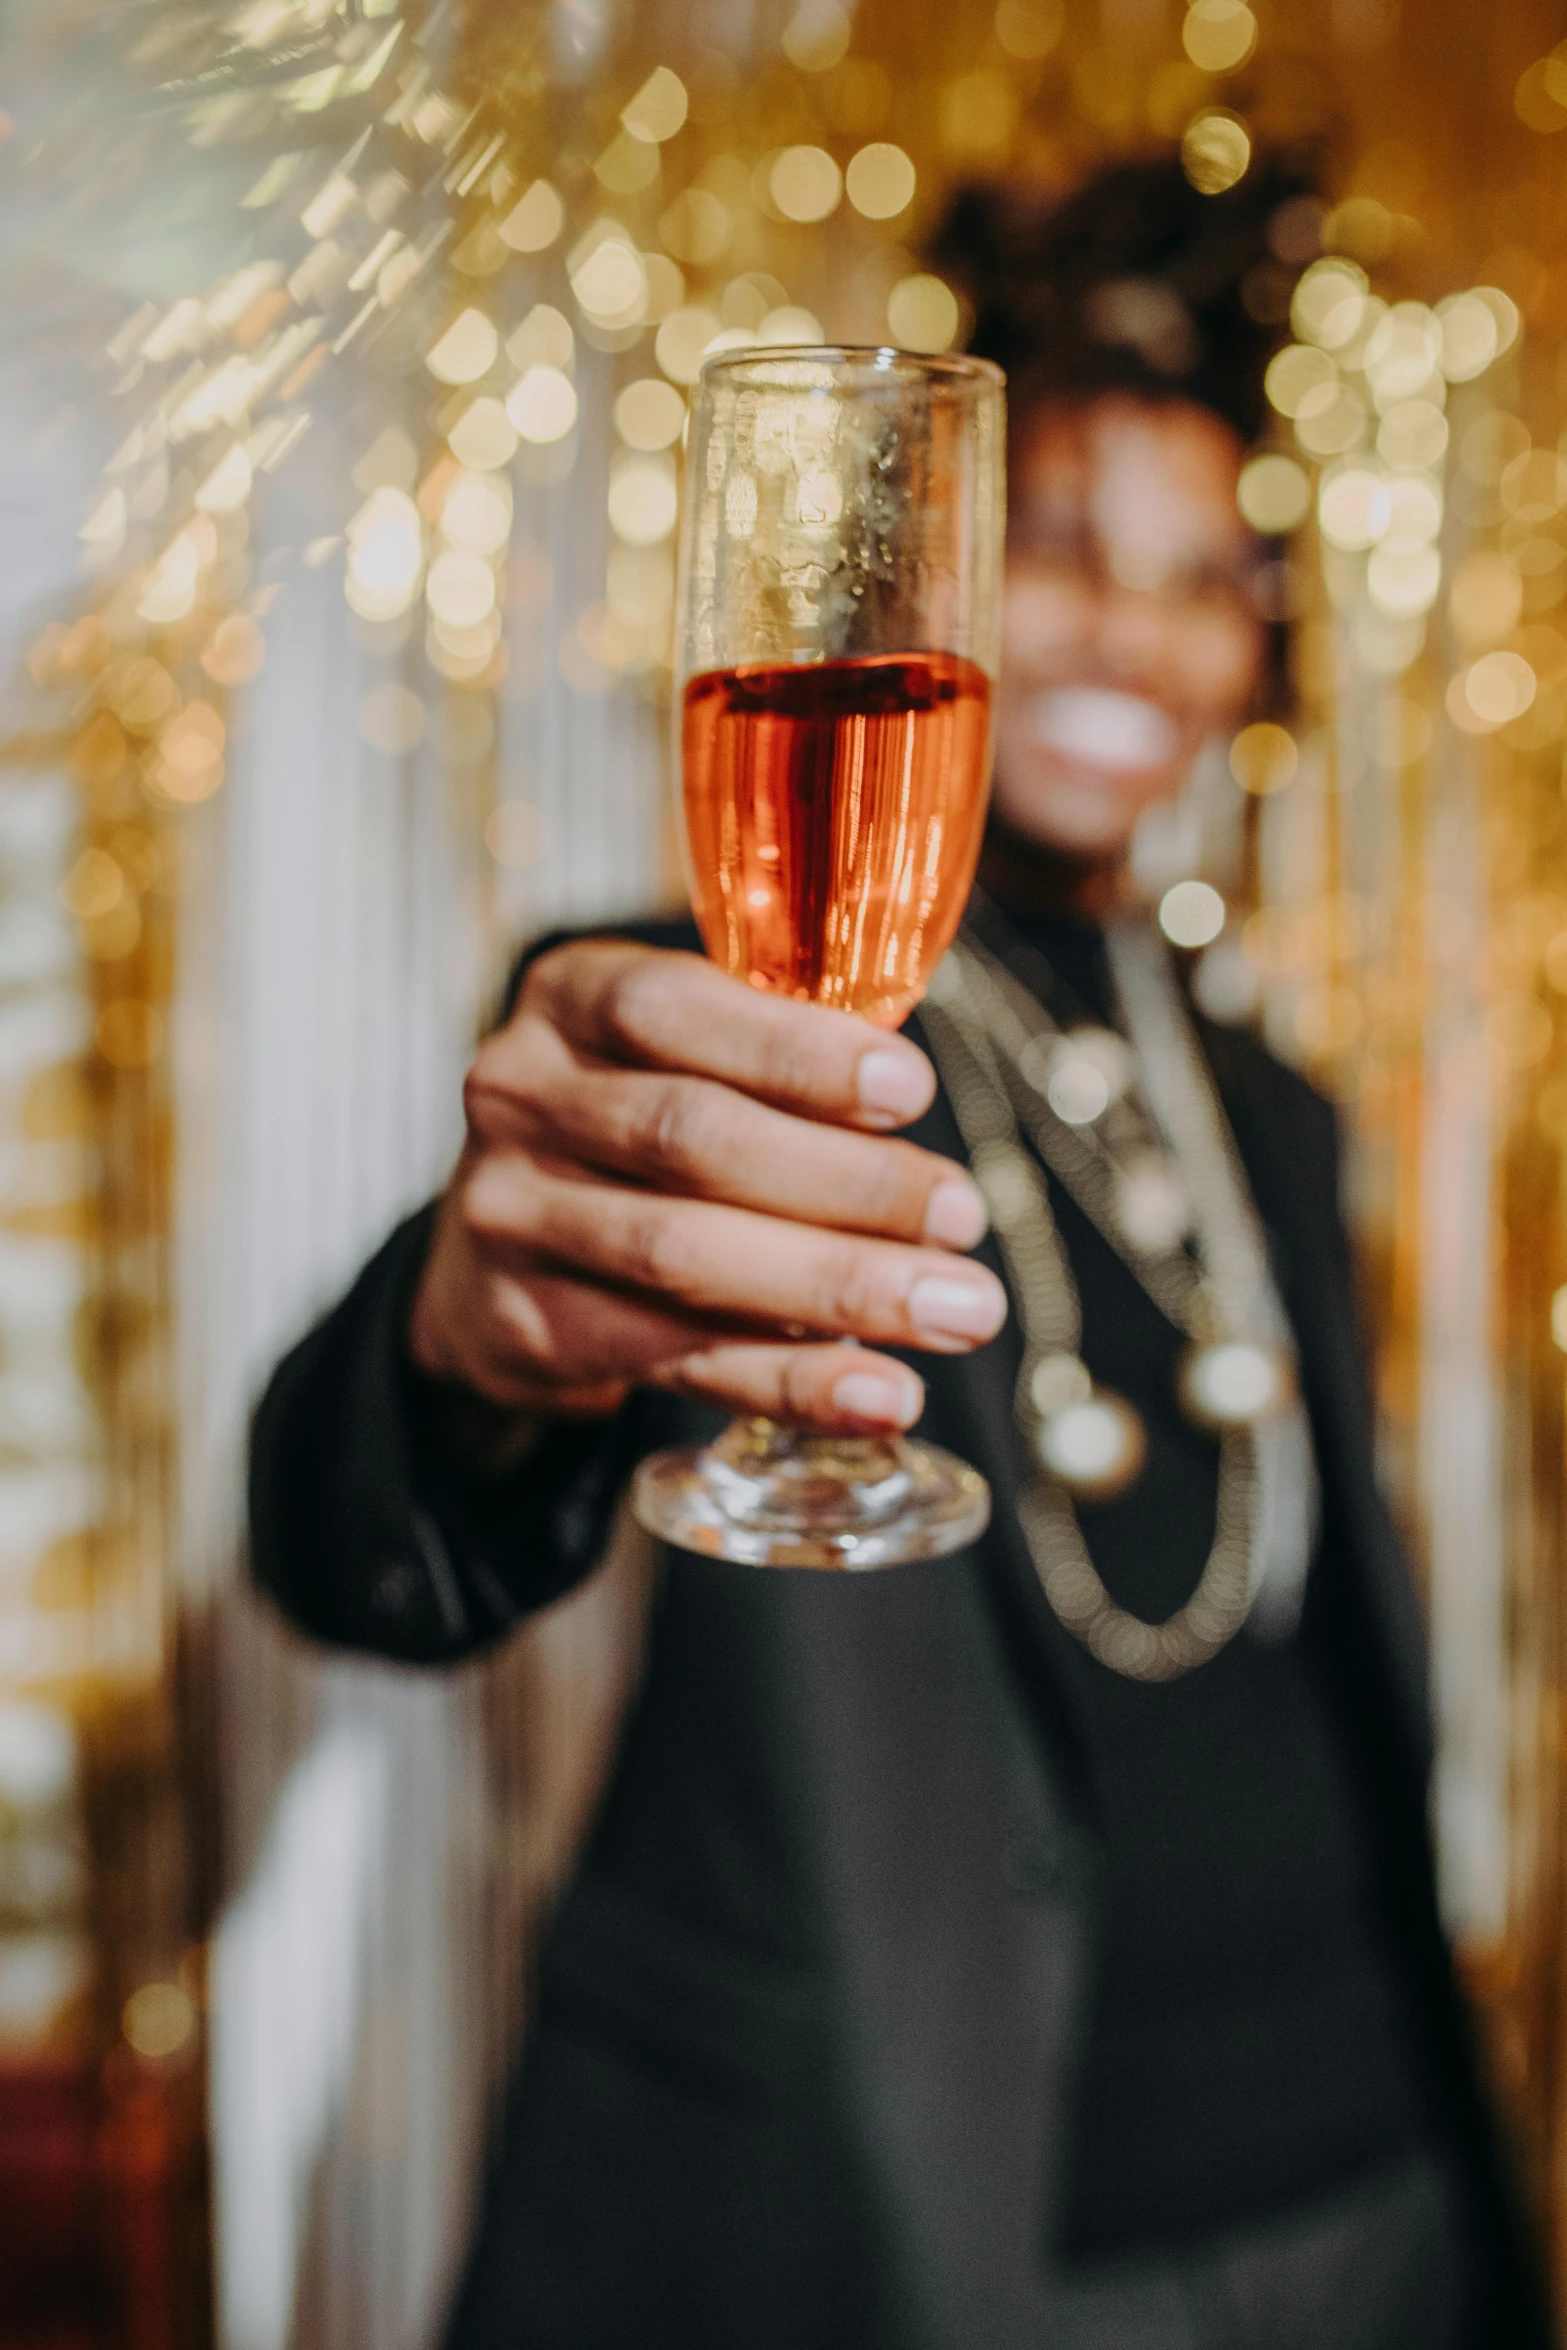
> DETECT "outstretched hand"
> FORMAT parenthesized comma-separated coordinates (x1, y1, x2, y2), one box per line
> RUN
(407, 940, 1006, 1435)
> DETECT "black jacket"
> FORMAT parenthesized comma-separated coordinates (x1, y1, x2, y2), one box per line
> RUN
(248, 919, 1548, 2350)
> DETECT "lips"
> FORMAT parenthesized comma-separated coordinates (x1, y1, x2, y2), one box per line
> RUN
(1024, 687, 1182, 773)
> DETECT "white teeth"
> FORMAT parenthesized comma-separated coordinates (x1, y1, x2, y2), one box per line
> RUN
(1025, 687, 1181, 773)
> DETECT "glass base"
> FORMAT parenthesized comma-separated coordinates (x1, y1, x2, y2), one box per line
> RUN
(631, 1416, 991, 1569)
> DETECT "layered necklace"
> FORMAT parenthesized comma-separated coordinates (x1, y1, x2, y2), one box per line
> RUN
(920, 899, 1319, 1682)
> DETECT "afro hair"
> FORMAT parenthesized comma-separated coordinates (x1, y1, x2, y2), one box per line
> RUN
(933, 151, 1323, 447)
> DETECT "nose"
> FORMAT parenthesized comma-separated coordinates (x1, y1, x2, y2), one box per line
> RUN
(1093, 582, 1178, 684)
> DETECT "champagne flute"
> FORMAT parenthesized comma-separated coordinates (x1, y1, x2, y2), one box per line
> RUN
(632, 346, 1006, 1569)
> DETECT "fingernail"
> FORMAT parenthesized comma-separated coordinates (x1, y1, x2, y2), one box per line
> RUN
(909, 1274, 1007, 1346)
(833, 1369, 920, 1426)
(923, 1177, 988, 1250)
(857, 1048, 933, 1125)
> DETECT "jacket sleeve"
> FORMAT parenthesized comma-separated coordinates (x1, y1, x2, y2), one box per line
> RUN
(247, 1205, 655, 1664)
(247, 914, 709, 1663)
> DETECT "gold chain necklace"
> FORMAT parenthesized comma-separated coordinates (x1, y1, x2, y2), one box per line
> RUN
(921, 921, 1313, 1681)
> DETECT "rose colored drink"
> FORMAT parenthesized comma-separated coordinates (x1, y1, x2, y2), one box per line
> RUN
(682, 652, 993, 1029)
(633, 349, 1003, 1569)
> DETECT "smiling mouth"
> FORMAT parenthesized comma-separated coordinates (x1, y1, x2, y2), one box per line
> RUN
(1025, 687, 1182, 773)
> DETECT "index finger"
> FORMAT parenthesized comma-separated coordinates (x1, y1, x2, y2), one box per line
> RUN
(522, 940, 937, 1131)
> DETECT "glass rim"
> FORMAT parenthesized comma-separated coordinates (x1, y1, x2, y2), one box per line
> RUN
(696, 344, 1005, 391)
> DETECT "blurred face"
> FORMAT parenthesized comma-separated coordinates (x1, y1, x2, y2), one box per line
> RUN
(991, 396, 1265, 867)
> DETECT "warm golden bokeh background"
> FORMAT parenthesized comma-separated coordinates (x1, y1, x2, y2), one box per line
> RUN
(10, 0, 1567, 2341)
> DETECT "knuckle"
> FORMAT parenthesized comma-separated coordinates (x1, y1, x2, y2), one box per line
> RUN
(464, 1034, 506, 1111)
(801, 1239, 880, 1331)
(861, 1139, 931, 1232)
(601, 955, 684, 1058)
(776, 1349, 827, 1421)
(465, 1021, 548, 1134)
(517, 940, 577, 1015)
(458, 1157, 533, 1246)
(622, 1202, 693, 1296)
(645, 1077, 721, 1176)
(462, 1063, 502, 1136)
(456, 1169, 498, 1244)
(757, 1015, 837, 1104)
(660, 1347, 723, 1401)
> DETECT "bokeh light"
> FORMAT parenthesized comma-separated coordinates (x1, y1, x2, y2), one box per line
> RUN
(886, 274, 960, 353)
(427, 551, 497, 630)
(1266, 344, 1338, 420)
(1181, 113, 1251, 195)
(1460, 411, 1529, 486)
(1159, 880, 1227, 948)
(137, 531, 204, 625)
(426, 309, 500, 386)
(506, 365, 578, 444)
(1229, 723, 1299, 796)
(448, 398, 519, 471)
(621, 66, 688, 144)
(845, 144, 916, 220)
(769, 146, 843, 223)
(615, 379, 687, 450)
(760, 305, 824, 344)
(1238, 454, 1311, 533)
(507, 305, 575, 372)
(1366, 542, 1442, 617)
(201, 615, 266, 687)
(441, 473, 513, 557)
(194, 446, 252, 516)
(570, 228, 649, 329)
(1181, 0, 1256, 73)
(608, 454, 679, 545)
(781, 2, 852, 72)
(655, 305, 723, 383)
(1435, 291, 1499, 381)
(500, 180, 564, 253)
(993, 0, 1063, 58)
(1449, 650, 1538, 731)
(1377, 399, 1448, 471)
(1383, 475, 1443, 547)
(1292, 258, 1369, 350)
(123, 1982, 197, 2061)
(1318, 466, 1391, 549)
(1500, 449, 1567, 522)
(345, 487, 423, 621)
(1515, 48, 1567, 133)
(659, 189, 732, 266)
(1294, 383, 1368, 459)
